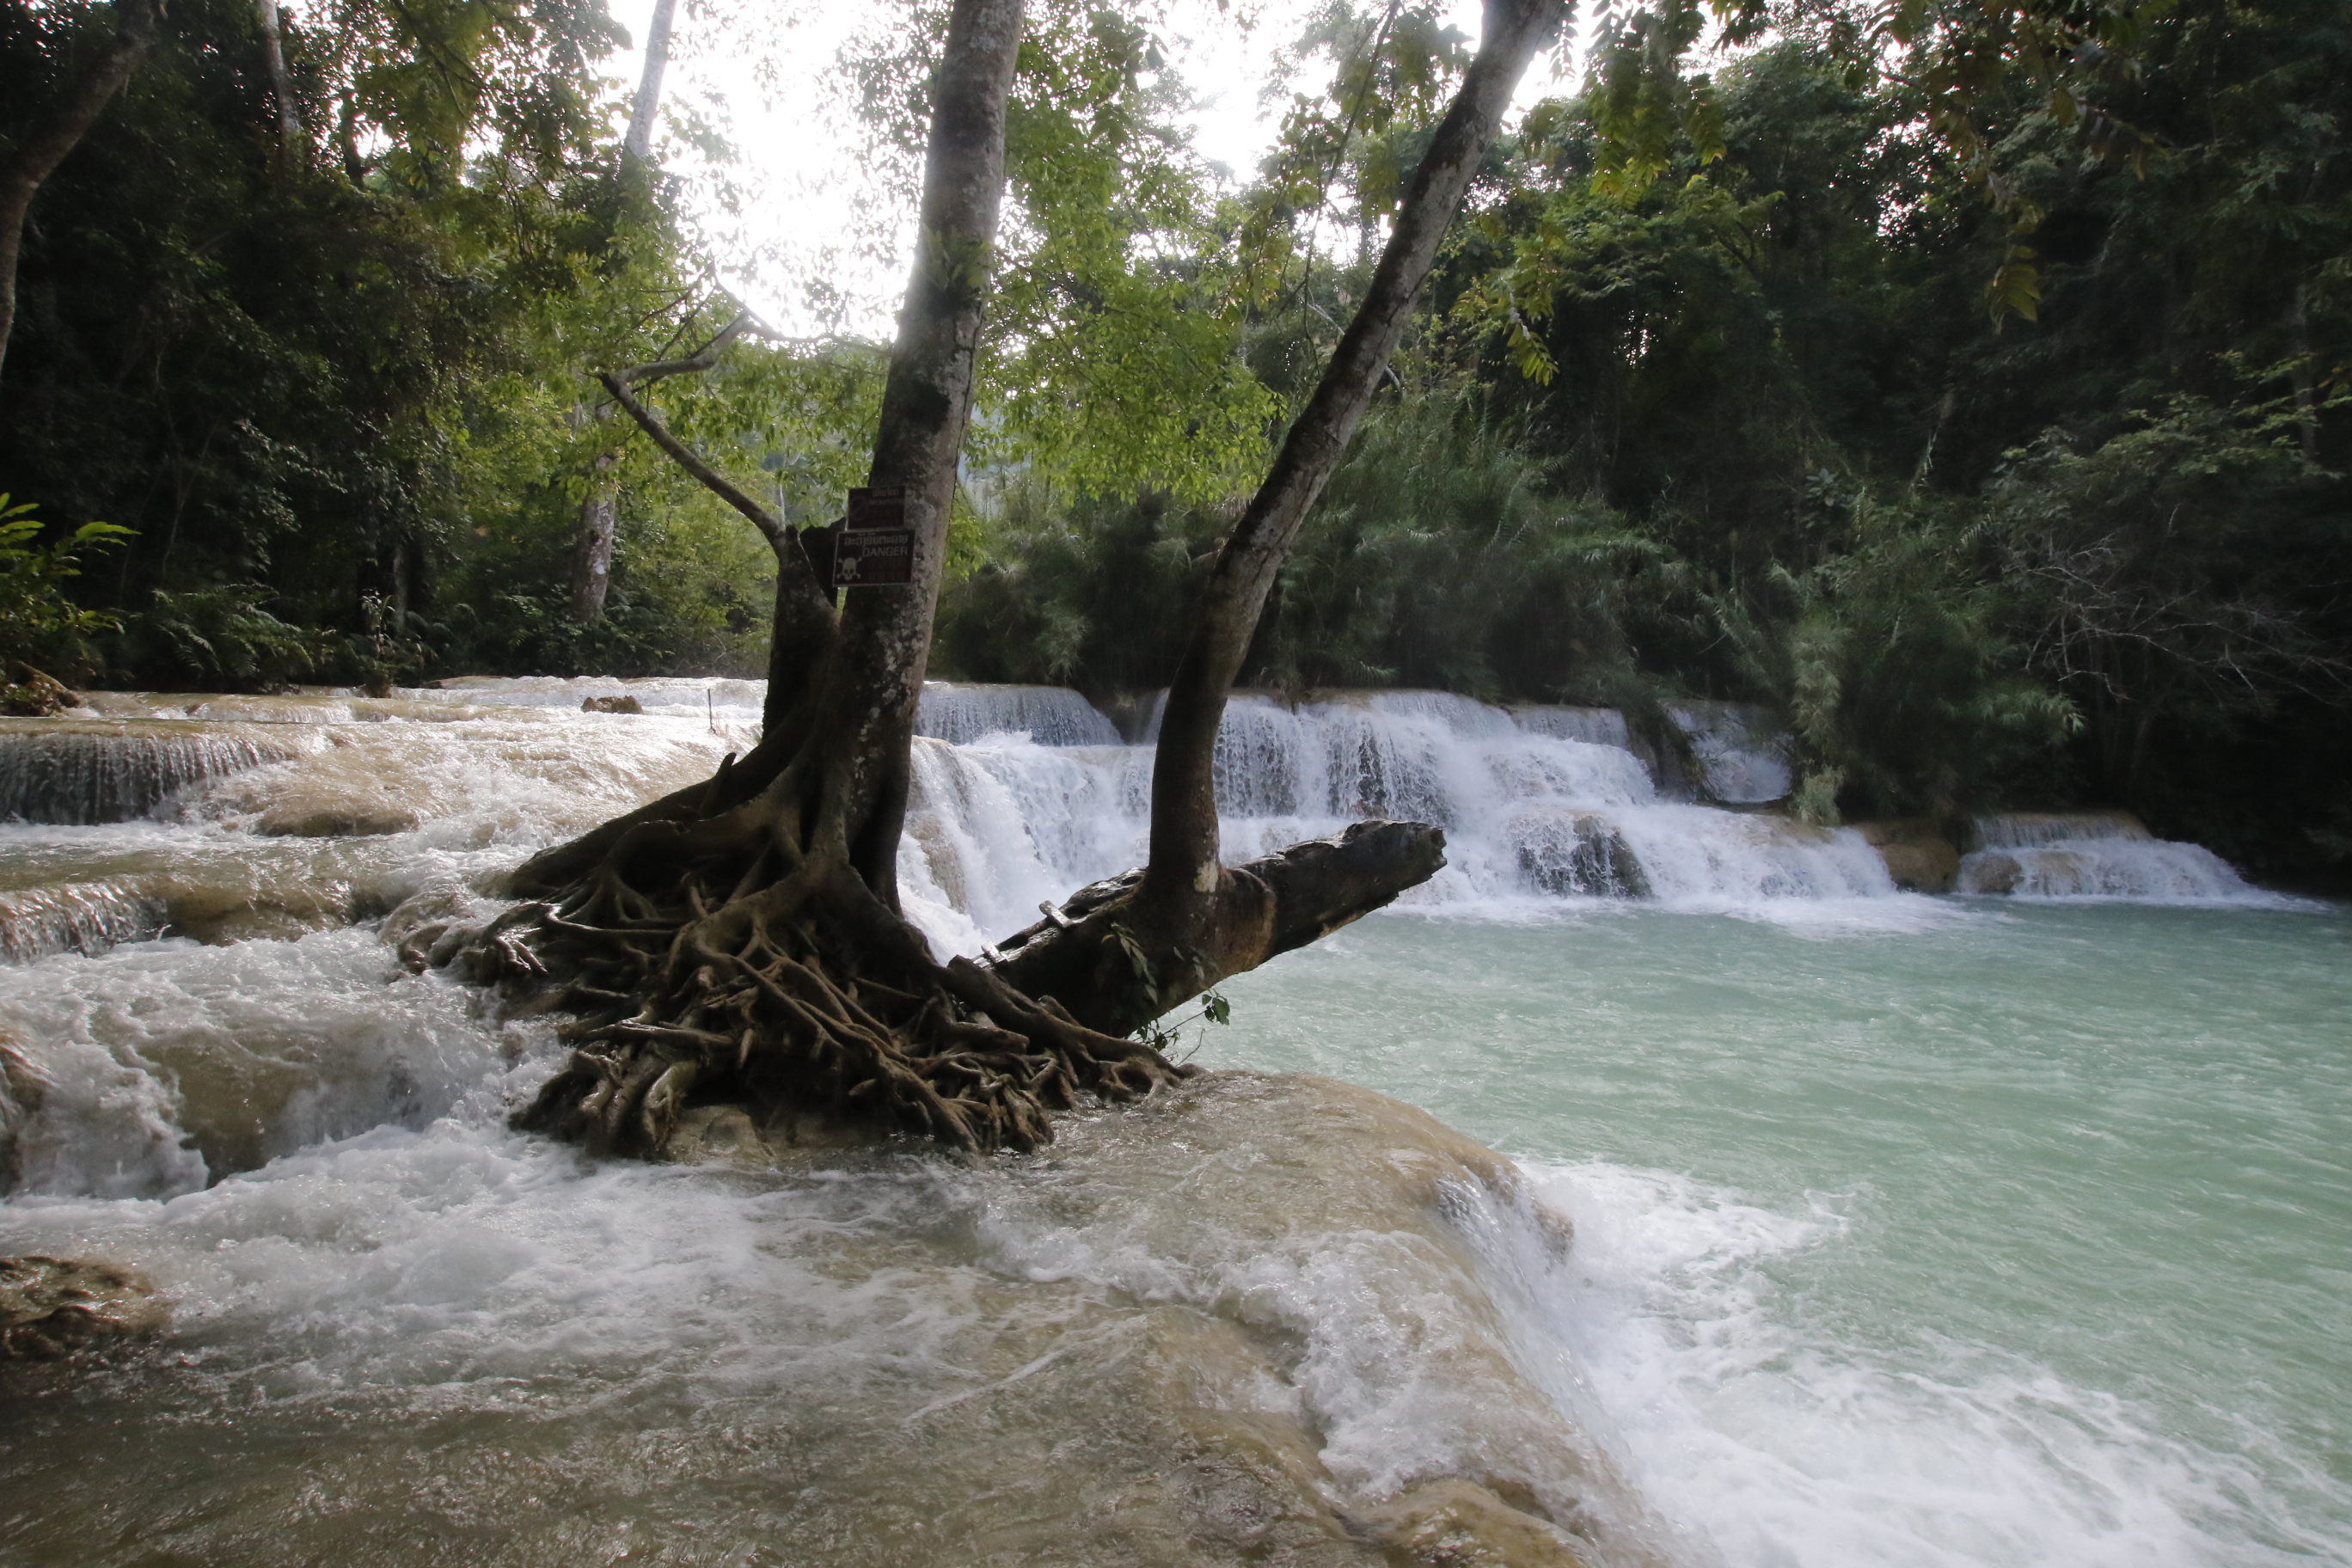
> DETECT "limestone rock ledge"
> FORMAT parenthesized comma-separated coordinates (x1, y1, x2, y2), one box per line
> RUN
(1849, 818, 1962, 893)
(1, 1255, 167, 1360)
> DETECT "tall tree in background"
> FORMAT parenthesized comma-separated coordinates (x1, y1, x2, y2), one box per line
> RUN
(622, 0, 677, 164)
(568, 0, 686, 626)
(250, 0, 303, 159)
(0, 0, 157, 388)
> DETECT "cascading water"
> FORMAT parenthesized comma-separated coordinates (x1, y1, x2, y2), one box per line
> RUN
(1957, 810, 2269, 901)
(916, 682, 1124, 746)
(3, 677, 2329, 1568)
(1662, 701, 1794, 805)
(0, 718, 323, 824)
(895, 686, 1896, 953)
(0, 698, 737, 963)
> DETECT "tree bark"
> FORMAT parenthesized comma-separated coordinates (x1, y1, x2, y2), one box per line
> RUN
(803, 0, 1026, 905)
(0, 0, 159, 389)
(252, 0, 303, 161)
(991, 820, 1449, 1037)
(567, 449, 621, 623)
(623, 0, 679, 165)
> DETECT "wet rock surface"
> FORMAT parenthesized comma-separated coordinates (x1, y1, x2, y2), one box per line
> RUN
(1850, 818, 1962, 893)
(0, 1254, 165, 1359)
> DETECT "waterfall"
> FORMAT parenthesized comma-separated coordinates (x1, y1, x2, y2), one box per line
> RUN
(0, 882, 167, 963)
(1663, 701, 1794, 804)
(0, 720, 324, 824)
(896, 687, 1896, 952)
(1967, 811, 2152, 849)
(1510, 704, 1632, 750)
(915, 683, 1124, 746)
(1958, 812, 2261, 901)
(3, 683, 2280, 977)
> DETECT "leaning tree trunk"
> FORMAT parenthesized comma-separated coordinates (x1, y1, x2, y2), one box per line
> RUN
(989, 0, 1567, 1035)
(0, 0, 158, 389)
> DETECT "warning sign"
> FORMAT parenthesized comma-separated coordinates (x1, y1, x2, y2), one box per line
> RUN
(846, 486, 907, 531)
(836, 486, 917, 588)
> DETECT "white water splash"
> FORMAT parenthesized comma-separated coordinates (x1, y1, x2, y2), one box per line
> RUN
(1506, 1158, 2337, 1568)
(896, 687, 1893, 952)
(1958, 814, 2291, 905)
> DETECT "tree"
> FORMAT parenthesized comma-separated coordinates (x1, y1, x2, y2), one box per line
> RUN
(1, 0, 640, 676)
(457, 0, 1568, 1158)
(0, 0, 157, 389)
(568, 0, 686, 627)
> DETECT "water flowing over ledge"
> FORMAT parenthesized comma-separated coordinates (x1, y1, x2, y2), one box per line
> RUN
(1, 678, 2339, 1567)
(0, 677, 2289, 965)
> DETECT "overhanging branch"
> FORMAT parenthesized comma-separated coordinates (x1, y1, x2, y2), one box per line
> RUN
(596, 367, 787, 554)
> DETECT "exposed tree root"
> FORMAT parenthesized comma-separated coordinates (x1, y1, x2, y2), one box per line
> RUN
(426, 772, 1194, 1160)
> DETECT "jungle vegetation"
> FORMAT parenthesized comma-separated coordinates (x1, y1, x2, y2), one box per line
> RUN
(3, 0, 2347, 885)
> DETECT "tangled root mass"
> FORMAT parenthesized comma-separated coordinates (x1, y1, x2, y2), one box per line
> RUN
(418, 774, 1192, 1159)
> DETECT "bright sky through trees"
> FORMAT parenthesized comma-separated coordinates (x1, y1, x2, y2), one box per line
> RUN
(591, 0, 1571, 337)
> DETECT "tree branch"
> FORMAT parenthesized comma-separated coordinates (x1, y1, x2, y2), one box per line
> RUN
(592, 306, 839, 734)
(609, 309, 765, 388)
(596, 368, 787, 551)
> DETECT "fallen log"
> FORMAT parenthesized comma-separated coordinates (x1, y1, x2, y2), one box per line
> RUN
(989, 820, 1448, 1038)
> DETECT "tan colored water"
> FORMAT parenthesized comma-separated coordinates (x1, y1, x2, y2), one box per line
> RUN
(1, 1072, 1681, 1568)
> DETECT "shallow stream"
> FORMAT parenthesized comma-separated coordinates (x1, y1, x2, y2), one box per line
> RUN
(0, 681, 2341, 1565)
(1196, 903, 2352, 1565)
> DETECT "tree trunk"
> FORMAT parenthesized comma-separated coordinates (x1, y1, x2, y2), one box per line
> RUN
(252, 0, 302, 161)
(623, 0, 679, 165)
(567, 449, 621, 623)
(471, 0, 1156, 1160)
(568, 0, 680, 624)
(806, 0, 1026, 906)
(991, 0, 1566, 1031)
(0, 0, 159, 389)
(465, 0, 1558, 1160)
(2288, 280, 2318, 464)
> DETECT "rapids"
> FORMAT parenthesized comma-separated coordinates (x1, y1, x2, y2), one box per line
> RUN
(1, 677, 2337, 1566)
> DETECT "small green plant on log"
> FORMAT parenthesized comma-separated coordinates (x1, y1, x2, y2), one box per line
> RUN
(433, 0, 1566, 1159)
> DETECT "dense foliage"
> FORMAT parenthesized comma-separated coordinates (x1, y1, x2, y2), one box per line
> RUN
(946, 4, 2352, 880)
(2, 0, 2346, 879)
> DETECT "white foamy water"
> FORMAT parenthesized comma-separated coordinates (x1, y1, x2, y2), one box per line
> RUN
(1956, 812, 2296, 905)
(892, 687, 1902, 953)
(3, 678, 2328, 1567)
(1201, 906, 2352, 1568)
